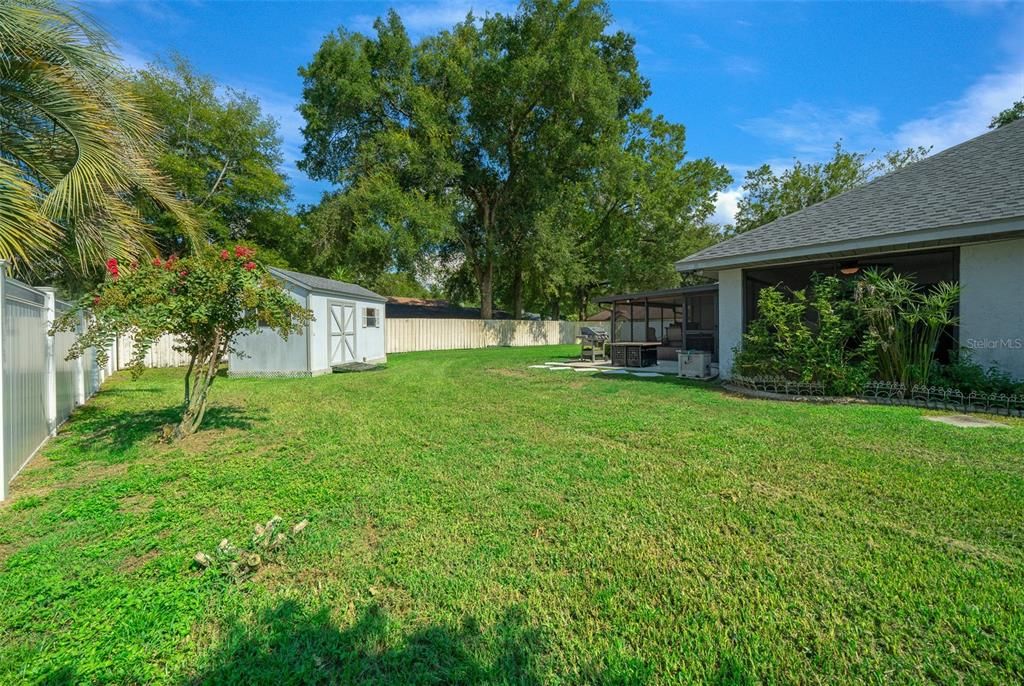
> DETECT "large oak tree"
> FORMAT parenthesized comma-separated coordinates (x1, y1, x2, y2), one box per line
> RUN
(298, 0, 656, 317)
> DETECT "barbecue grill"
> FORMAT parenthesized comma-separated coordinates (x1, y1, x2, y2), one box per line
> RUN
(578, 327, 608, 362)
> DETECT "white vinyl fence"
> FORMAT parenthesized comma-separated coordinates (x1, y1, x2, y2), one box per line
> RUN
(386, 318, 584, 354)
(115, 332, 191, 369)
(0, 264, 114, 501)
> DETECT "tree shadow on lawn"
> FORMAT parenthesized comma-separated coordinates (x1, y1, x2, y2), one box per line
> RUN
(183, 599, 755, 686)
(56, 403, 260, 462)
(185, 600, 549, 686)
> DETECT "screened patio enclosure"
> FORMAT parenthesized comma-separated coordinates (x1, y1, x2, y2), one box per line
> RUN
(594, 284, 719, 364)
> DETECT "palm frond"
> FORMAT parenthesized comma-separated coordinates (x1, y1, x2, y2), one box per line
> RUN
(0, 0, 197, 276)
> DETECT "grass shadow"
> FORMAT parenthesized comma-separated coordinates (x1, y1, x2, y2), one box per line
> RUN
(185, 600, 547, 686)
(57, 403, 260, 461)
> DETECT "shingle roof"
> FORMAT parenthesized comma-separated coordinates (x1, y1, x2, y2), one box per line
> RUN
(269, 267, 386, 302)
(678, 118, 1024, 271)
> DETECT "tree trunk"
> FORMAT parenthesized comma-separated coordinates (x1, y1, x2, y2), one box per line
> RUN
(173, 336, 223, 440)
(479, 261, 494, 319)
(512, 267, 524, 319)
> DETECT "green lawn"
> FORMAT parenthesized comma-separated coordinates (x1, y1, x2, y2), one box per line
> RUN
(1, 345, 1023, 685)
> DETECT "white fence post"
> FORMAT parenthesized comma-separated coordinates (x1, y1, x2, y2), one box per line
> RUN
(74, 312, 86, 406)
(41, 289, 58, 436)
(0, 260, 7, 502)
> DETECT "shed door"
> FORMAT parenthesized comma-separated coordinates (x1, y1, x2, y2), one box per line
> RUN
(329, 302, 356, 365)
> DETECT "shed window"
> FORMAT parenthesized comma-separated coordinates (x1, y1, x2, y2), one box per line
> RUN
(363, 307, 379, 328)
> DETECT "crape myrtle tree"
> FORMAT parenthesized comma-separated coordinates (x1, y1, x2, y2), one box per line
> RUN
(298, 0, 659, 318)
(53, 247, 312, 440)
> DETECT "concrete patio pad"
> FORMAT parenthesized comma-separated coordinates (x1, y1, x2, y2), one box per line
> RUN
(924, 415, 1010, 428)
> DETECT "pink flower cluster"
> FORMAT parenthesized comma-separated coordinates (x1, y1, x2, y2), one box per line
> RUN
(151, 255, 180, 271)
(219, 245, 258, 271)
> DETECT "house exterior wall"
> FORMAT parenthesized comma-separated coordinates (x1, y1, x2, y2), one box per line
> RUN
(717, 268, 744, 379)
(960, 237, 1024, 380)
(228, 282, 310, 377)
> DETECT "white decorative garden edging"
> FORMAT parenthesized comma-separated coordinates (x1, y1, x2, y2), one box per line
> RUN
(728, 376, 1024, 418)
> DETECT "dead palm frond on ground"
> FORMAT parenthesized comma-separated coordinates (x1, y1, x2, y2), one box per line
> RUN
(0, 0, 194, 278)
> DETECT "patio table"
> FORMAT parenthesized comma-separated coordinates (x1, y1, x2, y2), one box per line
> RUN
(609, 342, 659, 367)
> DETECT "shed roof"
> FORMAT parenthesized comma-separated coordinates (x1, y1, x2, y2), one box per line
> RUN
(269, 267, 386, 303)
(677, 119, 1024, 272)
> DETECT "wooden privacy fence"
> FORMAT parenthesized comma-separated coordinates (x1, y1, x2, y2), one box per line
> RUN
(0, 264, 112, 501)
(386, 318, 584, 354)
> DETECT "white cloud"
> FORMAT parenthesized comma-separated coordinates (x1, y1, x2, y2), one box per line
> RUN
(349, 1, 514, 37)
(725, 52, 1023, 224)
(722, 55, 760, 77)
(682, 33, 710, 50)
(711, 187, 742, 226)
(113, 40, 152, 73)
(894, 68, 1024, 153)
(740, 102, 883, 158)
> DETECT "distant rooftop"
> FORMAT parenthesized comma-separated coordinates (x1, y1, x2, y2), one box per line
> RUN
(386, 297, 511, 319)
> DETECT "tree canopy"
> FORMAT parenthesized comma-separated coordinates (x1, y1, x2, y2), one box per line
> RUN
(131, 57, 296, 262)
(989, 99, 1024, 129)
(732, 142, 931, 234)
(529, 111, 730, 318)
(298, 0, 729, 317)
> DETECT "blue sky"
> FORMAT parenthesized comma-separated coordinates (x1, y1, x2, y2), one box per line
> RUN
(87, 0, 1024, 223)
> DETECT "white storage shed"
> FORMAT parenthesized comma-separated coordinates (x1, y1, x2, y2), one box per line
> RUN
(229, 267, 387, 377)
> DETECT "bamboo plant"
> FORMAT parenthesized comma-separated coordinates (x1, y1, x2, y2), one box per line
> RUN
(855, 269, 960, 387)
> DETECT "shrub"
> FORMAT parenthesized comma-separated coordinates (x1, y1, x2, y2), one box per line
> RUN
(736, 269, 964, 396)
(854, 269, 959, 387)
(53, 246, 312, 439)
(734, 274, 875, 395)
(929, 353, 1024, 396)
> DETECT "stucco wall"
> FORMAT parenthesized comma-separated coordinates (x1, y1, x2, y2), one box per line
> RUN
(228, 281, 310, 376)
(717, 268, 744, 379)
(960, 237, 1024, 380)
